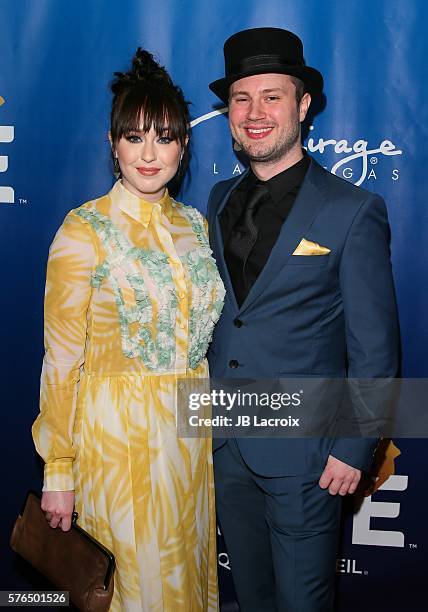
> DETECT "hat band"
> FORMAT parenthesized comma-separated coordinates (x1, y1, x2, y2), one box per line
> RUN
(229, 53, 302, 75)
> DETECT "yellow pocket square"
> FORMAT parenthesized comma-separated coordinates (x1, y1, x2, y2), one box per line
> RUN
(292, 238, 331, 256)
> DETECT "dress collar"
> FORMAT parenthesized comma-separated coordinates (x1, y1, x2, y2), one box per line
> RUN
(111, 180, 176, 227)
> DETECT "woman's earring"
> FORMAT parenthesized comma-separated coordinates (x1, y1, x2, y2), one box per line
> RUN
(178, 151, 184, 174)
(113, 157, 121, 179)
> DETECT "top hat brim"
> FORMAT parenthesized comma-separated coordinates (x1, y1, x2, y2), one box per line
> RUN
(209, 64, 323, 103)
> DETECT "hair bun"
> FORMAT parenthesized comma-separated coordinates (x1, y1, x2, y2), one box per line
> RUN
(132, 48, 168, 80)
(111, 47, 172, 94)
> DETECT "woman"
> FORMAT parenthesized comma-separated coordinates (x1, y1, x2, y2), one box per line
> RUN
(32, 48, 224, 611)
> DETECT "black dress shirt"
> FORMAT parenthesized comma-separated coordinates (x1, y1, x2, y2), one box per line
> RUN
(221, 154, 310, 306)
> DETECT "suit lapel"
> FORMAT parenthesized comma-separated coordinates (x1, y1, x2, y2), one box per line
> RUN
(211, 171, 249, 311)
(239, 159, 328, 314)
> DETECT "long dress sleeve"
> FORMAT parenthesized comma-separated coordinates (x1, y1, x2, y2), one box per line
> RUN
(32, 211, 96, 491)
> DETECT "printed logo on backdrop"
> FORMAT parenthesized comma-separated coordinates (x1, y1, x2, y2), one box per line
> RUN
(190, 109, 402, 186)
(352, 441, 414, 550)
(0, 96, 15, 204)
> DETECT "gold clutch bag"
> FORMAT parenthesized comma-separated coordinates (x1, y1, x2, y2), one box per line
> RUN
(10, 491, 115, 612)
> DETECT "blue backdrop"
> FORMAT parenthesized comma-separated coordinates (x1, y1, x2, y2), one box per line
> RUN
(1, 1, 427, 609)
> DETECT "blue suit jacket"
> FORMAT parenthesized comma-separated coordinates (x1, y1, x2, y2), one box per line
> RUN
(207, 157, 399, 476)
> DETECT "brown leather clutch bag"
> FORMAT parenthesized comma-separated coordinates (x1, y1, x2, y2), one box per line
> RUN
(10, 491, 115, 612)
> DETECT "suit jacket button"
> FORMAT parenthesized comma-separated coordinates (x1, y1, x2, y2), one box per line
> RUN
(229, 359, 239, 369)
(234, 318, 243, 328)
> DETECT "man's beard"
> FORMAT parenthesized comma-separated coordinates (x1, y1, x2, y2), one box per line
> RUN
(235, 122, 301, 165)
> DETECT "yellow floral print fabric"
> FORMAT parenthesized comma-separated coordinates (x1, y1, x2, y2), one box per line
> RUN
(32, 181, 225, 611)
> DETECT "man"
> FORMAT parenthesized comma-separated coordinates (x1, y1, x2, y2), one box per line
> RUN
(207, 27, 399, 611)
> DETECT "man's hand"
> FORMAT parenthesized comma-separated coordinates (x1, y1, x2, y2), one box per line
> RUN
(41, 490, 75, 531)
(319, 455, 361, 495)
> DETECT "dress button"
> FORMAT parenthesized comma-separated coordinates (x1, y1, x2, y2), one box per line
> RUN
(229, 359, 239, 369)
(234, 318, 243, 328)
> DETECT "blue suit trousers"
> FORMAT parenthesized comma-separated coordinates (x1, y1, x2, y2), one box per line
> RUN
(214, 439, 341, 612)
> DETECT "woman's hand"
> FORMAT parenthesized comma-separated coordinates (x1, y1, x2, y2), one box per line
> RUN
(41, 490, 75, 531)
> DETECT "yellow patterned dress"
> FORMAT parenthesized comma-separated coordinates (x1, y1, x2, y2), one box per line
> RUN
(32, 180, 225, 611)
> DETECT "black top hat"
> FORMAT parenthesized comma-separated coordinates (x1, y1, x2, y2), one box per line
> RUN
(209, 27, 323, 103)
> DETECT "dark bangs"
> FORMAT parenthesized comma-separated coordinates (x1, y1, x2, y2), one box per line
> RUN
(111, 84, 189, 146)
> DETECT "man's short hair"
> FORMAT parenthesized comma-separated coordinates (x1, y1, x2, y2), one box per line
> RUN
(289, 76, 305, 104)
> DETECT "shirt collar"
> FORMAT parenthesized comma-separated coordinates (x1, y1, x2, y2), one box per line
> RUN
(248, 153, 310, 204)
(111, 180, 176, 227)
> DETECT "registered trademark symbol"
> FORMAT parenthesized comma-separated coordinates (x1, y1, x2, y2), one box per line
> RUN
(409, 543, 418, 549)
(370, 157, 378, 165)
(300, 390, 304, 394)
(364, 570, 369, 575)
